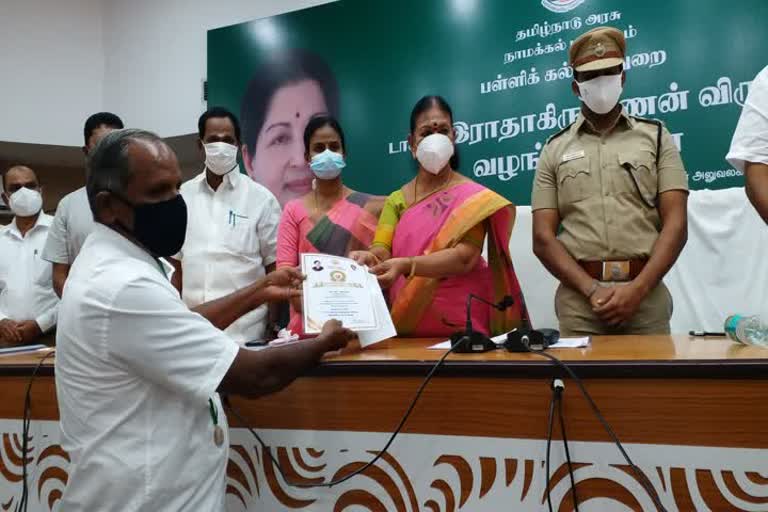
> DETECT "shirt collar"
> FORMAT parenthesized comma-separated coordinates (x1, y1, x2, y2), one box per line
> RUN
(4, 212, 52, 240)
(196, 165, 242, 193)
(575, 107, 633, 135)
(622, 109, 637, 129)
(91, 223, 165, 274)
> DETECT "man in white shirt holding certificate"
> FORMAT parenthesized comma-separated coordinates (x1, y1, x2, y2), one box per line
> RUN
(56, 128, 353, 511)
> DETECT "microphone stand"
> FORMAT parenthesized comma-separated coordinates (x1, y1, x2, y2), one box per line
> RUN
(450, 294, 514, 353)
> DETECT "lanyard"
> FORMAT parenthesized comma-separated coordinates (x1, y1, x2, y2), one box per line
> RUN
(153, 257, 167, 278)
(208, 398, 219, 427)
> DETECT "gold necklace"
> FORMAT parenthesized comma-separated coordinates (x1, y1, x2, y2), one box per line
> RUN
(413, 170, 454, 205)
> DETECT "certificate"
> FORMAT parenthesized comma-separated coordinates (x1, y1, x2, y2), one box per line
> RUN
(302, 253, 379, 334)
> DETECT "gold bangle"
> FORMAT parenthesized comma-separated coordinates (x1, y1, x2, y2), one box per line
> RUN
(408, 257, 417, 279)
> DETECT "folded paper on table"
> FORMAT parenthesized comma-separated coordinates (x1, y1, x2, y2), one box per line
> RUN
(0, 344, 49, 357)
(550, 336, 590, 348)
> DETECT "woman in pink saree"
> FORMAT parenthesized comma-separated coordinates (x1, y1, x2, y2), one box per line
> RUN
(277, 115, 384, 337)
(351, 96, 529, 337)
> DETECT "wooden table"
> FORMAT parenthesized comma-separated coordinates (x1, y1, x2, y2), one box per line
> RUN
(2, 336, 768, 511)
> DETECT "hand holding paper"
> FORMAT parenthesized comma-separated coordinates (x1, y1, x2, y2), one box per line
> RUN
(301, 254, 395, 347)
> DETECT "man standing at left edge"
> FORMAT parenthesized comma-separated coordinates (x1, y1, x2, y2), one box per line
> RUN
(0, 166, 58, 346)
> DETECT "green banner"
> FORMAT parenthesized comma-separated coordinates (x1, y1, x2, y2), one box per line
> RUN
(208, 0, 767, 206)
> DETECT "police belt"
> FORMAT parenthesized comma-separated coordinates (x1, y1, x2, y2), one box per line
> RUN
(579, 259, 648, 282)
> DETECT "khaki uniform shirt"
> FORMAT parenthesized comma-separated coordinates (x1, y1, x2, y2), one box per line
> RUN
(532, 110, 689, 261)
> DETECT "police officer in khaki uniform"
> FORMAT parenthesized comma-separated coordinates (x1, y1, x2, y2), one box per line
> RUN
(532, 26, 689, 336)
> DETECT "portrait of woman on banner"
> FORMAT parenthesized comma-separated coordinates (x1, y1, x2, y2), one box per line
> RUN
(240, 48, 340, 206)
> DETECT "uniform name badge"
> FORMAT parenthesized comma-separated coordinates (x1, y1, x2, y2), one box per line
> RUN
(561, 150, 585, 163)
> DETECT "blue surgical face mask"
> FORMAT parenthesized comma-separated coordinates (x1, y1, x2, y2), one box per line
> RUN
(310, 149, 346, 180)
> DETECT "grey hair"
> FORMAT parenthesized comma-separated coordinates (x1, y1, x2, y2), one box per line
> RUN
(86, 128, 164, 216)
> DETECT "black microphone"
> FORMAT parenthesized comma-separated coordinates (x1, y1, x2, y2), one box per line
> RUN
(451, 294, 515, 353)
(465, 294, 514, 330)
(496, 295, 515, 310)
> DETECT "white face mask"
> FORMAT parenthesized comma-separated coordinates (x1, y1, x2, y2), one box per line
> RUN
(415, 133, 455, 175)
(577, 73, 624, 115)
(204, 142, 238, 176)
(8, 187, 43, 217)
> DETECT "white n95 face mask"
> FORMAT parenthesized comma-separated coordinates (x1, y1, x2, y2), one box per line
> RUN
(577, 73, 624, 115)
(416, 133, 455, 174)
(8, 187, 43, 217)
(204, 142, 238, 176)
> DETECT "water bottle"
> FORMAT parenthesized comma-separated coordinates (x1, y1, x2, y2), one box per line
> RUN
(724, 315, 768, 347)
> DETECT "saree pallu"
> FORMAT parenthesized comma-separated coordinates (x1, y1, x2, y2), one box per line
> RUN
(277, 192, 384, 337)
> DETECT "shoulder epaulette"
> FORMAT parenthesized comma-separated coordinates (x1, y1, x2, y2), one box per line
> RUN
(631, 116, 663, 165)
(631, 115, 663, 127)
(546, 121, 575, 144)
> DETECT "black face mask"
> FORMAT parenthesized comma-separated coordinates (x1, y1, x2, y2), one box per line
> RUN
(114, 193, 188, 257)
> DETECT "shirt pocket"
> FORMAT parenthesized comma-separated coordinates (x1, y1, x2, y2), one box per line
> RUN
(33, 256, 53, 287)
(556, 156, 593, 205)
(222, 218, 258, 257)
(616, 152, 659, 207)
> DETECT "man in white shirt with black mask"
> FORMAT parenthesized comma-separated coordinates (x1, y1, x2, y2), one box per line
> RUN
(0, 165, 58, 346)
(55, 128, 353, 511)
(170, 107, 282, 345)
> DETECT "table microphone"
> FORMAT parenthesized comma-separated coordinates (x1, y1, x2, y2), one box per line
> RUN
(450, 294, 514, 353)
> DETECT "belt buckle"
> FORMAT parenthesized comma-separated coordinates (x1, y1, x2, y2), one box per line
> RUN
(602, 260, 631, 282)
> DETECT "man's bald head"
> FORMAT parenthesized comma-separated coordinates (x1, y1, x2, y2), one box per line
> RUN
(86, 129, 166, 214)
(2, 165, 38, 192)
(86, 128, 182, 227)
